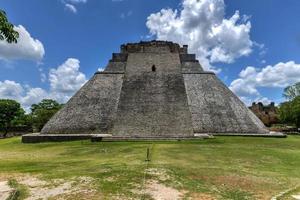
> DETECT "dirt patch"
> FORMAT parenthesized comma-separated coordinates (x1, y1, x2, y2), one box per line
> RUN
(212, 175, 255, 190)
(0, 175, 97, 200)
(146, 168, 170, 181)
(0, 180, 13, 200)
(144, 180, 185, 200)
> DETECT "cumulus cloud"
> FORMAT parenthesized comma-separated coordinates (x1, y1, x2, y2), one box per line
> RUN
(0, 80, 47, 111)
(229, 61, 300, 105)
(146, 0, 253, 72)
(21, 88, 49, 109)
(0, 25, 45, 61)
(0, 80, 24, 100)
(49, 58, 87, 102)
(0, 58, 87, 112)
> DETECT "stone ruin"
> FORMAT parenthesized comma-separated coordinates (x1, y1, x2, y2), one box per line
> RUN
(249, 102, 279, 127)
(23, 41, 272, 142)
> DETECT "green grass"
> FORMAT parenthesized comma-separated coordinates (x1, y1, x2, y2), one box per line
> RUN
(7, 179, 29, 200)
(0, 136, 300, 199)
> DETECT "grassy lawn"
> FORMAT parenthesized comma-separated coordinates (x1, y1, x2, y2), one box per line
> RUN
(0, 136, 299, 199)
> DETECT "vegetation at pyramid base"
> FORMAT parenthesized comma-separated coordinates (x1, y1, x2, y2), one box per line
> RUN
(0, 99, 24, 138)
(0, 99, 63, 137)
(0, 9, 19, 43)
(277, 81, 300, 128)
(31, 99, 63, 132)
(279, 96, 300, 128)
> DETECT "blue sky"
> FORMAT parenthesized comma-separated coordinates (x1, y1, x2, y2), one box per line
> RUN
(0, 0, 300, 110)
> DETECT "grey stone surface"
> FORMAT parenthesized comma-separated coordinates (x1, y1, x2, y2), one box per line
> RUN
(34, 40, 270, 142)
(183, 73, 268, 134)
(41, 73, 123, 134)
(112, 52, 194, 137)
(104, 61, 126, 72)
(181, 62, 203, 73)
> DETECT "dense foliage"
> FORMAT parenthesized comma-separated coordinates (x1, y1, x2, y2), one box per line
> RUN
(31, 99, 63, 131)
(0, 99, 63, 136)
(0, 9, 19, 43)
(279, 96, 300, 128)
(0, 99, 24, 137)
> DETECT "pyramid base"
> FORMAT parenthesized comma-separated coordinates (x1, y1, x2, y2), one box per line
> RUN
(22, 133, 92, 143)
(22, 132, 286, 143)
(22, 133, 213, 143)
(213, 132, 287, 138)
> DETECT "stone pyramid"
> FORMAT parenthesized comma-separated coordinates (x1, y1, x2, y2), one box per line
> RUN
(41, 41, 268, 139)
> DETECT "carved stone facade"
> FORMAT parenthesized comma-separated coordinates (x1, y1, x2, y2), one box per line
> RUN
(41, 41, 268, 138)
(249, 102, 279, 127)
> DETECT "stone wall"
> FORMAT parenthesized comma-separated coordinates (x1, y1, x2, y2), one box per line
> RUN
(249, 102, 279, 126)
(112, 53, 194, 137)
(41, 73, 124, 134)
(41, 40, 268, 136)
(183, 73, 268, 134)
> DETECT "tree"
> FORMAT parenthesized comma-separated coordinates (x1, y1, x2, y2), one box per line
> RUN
(31, 99, 63, 131)
(283, 82, 300, 100)
(11, 110, 33, 132)
(279, 96, 300, 128)
(0, 9, 19, 43)
(0, 99, 23, 137)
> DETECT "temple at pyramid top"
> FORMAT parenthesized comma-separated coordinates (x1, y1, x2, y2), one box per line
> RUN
(102, 40, 205, 74)
(38, 40, 268, 140)
(120, 40, 188, 53)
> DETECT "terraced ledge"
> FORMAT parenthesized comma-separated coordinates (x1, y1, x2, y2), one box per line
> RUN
(22, 133, 214, 143)
(22, 132, 284, 143)
(22, 133, 92, 143)
(214, 132, 287, 138)
(91, 133, 213, 142)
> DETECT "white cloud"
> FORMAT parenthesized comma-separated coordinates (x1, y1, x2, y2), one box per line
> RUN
(62, 0, 87, 13)
(49, 58, 87, 102)
(229, 61, 300, 105)
(66, 0, 87, 3)
(21, 88, 48, 109)
(65, 3, 77, 13)
(146, 0, 253, 72)
(0, 58, 87, 111)
(97, 67, 104, 72)
(0, 80, 24, 100)
(0, 80, 47, 112)
(0, 25, 45, 61)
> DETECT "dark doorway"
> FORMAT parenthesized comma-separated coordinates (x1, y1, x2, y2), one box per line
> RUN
(152, 65, 156, 72)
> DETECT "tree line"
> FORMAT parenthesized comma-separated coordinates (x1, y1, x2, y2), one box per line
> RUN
(279, 82, 300, 128)
(0, 99, 63, 138)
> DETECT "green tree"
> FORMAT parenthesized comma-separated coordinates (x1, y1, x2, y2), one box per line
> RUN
(11, 111, 33, 132)
(279, 96, 300, 128)
(291, 96, 300, 128)
(31, 99, 63, 131)
(0, 9, 19, 43)
(279, 101, 293, 124)
(0, 99, 23, 137)
(283, 82, 300, 100)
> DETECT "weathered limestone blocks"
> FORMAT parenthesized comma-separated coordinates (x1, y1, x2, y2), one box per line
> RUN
(41, 73, 123, 134)
(40, 40, 269, 138)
